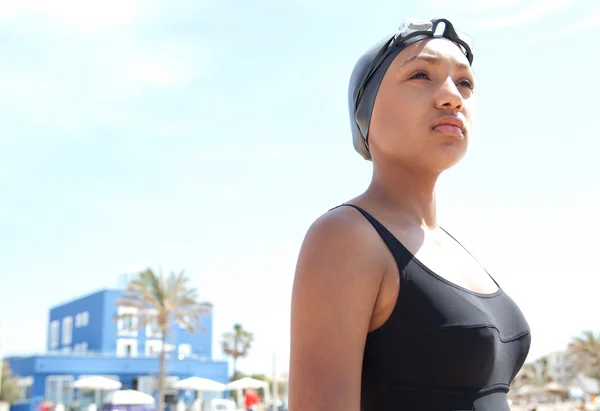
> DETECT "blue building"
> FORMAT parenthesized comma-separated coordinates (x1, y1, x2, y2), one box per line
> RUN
(7, 288, 229, 411)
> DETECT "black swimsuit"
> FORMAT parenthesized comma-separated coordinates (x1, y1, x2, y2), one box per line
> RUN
(339, 204, 531, 411)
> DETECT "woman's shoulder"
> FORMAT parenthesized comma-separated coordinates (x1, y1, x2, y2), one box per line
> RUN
(290, 205, 388, 411)
(308, 202, 381, 246)
(296, 203, 389, 281)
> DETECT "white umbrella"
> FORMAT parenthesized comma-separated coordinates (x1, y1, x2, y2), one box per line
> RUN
(174, 377, 226, 392)
(104, 390, 155, 405)
(73, 376, 123, 390)
(73, 376, 123, 407)
(226, 378, 268, 390)
(569, 386, 585, 398)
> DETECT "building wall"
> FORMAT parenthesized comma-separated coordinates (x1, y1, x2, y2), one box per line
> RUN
(174, 305, 213, 359)
(8, 355, 229, 406)
(47, 289, 213, 359)
(47, 291, 105, 353)
(101, 290, 212, 359)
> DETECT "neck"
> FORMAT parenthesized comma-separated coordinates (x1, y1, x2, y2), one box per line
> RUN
(365, 162, 440, 229)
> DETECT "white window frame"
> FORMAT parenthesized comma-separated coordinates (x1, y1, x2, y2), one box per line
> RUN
(116, 338, 138, 357)
(61, 317, 73, 345)
(178, 344, 192, 359)
(145, 340, 163, 357)
(117, 307, 139, 337)
(49, 321, 60, 349)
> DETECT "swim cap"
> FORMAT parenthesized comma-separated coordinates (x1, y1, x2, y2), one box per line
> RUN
(348, 18, 474, 160)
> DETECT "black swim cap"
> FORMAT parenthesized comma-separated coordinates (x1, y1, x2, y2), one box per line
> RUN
(348, 18, 474, 160)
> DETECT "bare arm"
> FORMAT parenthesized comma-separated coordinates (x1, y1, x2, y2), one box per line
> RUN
(288, 208, 385, 411)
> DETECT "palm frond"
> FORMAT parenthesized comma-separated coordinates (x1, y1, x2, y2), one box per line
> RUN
(567, 330, 600, 378)
(115, 267, 209, 337)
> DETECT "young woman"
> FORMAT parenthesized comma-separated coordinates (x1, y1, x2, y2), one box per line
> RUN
(289, 18, 531, 411)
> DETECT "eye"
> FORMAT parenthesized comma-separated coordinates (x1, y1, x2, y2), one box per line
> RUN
(457, 79, 475, 90)
(409, 71, 431, 80)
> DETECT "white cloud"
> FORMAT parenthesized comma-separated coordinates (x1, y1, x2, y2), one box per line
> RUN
(0, 0, 143, 31)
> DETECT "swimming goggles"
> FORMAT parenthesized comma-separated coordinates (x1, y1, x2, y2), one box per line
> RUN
(354, 18, 474, 122)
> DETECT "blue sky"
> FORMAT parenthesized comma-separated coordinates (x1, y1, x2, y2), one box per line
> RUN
(1, 0, 599, 376)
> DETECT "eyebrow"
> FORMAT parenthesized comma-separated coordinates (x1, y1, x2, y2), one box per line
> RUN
(398, 54, 471, 71)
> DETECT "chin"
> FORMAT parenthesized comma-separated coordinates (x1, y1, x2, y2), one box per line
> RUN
(431, 149, 467, 171)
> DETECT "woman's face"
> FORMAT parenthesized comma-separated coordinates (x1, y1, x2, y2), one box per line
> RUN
(368, 38, 476, 172)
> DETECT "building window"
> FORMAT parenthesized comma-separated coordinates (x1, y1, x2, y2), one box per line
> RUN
(81, 311, 89, 326)
(145, 340, 163, 357)
(61, 317, 73, 345)
(46, 375, 74, 406)
(146, 318, 162, 338)
(136, 376, 156, 395)
(178, 344, 191, 359)
(116, 338, 138, 357)
(117, 307, 138, 337)
(18, 385, 32, 401)
(16, 377, 33, 401)
(73, 342, 88, 353)
(75, 312, 89, 328)
(49, 321, 60, 349)
(74, 375, 119, 408)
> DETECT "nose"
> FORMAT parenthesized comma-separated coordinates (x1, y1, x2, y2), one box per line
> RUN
(435, 77, 464, 112)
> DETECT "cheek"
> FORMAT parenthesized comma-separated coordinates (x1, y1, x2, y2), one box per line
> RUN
(371, 95, 413, 143)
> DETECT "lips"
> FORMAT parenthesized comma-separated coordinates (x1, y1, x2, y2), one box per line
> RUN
(432, 116, 465, 138)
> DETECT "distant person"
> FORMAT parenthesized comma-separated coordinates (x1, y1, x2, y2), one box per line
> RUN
(37, 399, 54, 411)
(289, 17, 531, 411)
(243, 389, 259, 411)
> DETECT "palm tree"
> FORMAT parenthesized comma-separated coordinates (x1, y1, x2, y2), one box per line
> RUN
(568, 330, 600, 378)
(221, 324, 253, 378)
(0, 361, 21, 404)
(116, 268, 210, 411)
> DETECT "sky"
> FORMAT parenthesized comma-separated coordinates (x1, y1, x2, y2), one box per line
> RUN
(0, 0, 599, 377)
